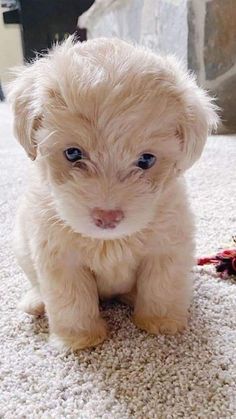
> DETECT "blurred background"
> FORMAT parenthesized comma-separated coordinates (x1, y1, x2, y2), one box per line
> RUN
(0, 0, 236, 133)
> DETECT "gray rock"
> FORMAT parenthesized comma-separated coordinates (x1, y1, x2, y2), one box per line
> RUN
(204, 0, 236, 80)
(214, 74, 236, 132)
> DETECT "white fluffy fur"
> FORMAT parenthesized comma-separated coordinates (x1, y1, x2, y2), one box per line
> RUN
(8, 37, 218, 350)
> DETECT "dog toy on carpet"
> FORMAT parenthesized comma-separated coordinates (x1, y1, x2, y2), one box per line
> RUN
(197, 237, 236, 279)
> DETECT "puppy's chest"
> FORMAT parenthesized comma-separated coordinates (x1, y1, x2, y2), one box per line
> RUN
(79, 240, 138, 298)
(95, 263, 136, 299)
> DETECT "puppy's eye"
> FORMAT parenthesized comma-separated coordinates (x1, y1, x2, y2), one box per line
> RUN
(64, 148, 83, 162)
(136, 153, 156, 170)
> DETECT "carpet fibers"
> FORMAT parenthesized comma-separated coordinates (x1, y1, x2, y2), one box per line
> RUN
(0, 103, 236, 418)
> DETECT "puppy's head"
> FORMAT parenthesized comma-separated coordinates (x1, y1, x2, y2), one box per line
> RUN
(8, 37, 218, 239)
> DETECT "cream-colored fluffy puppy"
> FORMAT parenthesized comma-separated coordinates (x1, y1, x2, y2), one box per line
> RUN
(9, 37, 218, 350)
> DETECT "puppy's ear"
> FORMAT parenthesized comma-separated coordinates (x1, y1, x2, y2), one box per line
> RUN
(7, 63, 43, 160)
(176, 80, 219, 172)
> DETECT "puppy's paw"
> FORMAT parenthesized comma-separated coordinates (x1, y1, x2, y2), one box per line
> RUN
(133, 314, 187, 335)
(18, 287, 45, 316)
(50, 318, 107, 351)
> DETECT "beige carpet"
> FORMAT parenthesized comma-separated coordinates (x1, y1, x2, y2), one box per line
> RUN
(0, 102, 236, 418)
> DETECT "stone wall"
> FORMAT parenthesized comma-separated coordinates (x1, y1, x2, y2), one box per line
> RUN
(79, 0, 236, 133)
(188, 0, 236, 132)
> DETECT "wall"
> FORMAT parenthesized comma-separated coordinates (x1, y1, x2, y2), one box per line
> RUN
(0, 6, 23, 84)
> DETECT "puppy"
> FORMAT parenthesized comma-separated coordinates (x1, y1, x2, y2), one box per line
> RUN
(8, 37, 218, 350)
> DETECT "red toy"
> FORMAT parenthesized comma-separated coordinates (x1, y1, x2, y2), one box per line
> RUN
(198, 248, 236, 279)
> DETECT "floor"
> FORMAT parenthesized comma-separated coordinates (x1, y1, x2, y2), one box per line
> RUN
(0, 102, 236, 418)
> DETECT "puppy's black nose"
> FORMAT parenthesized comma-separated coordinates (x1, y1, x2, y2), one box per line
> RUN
(91, 208, 124, 229)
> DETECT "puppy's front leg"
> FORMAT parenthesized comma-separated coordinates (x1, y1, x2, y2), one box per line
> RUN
(133, 253, 192, 335)
(40, 266, 107, 351)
